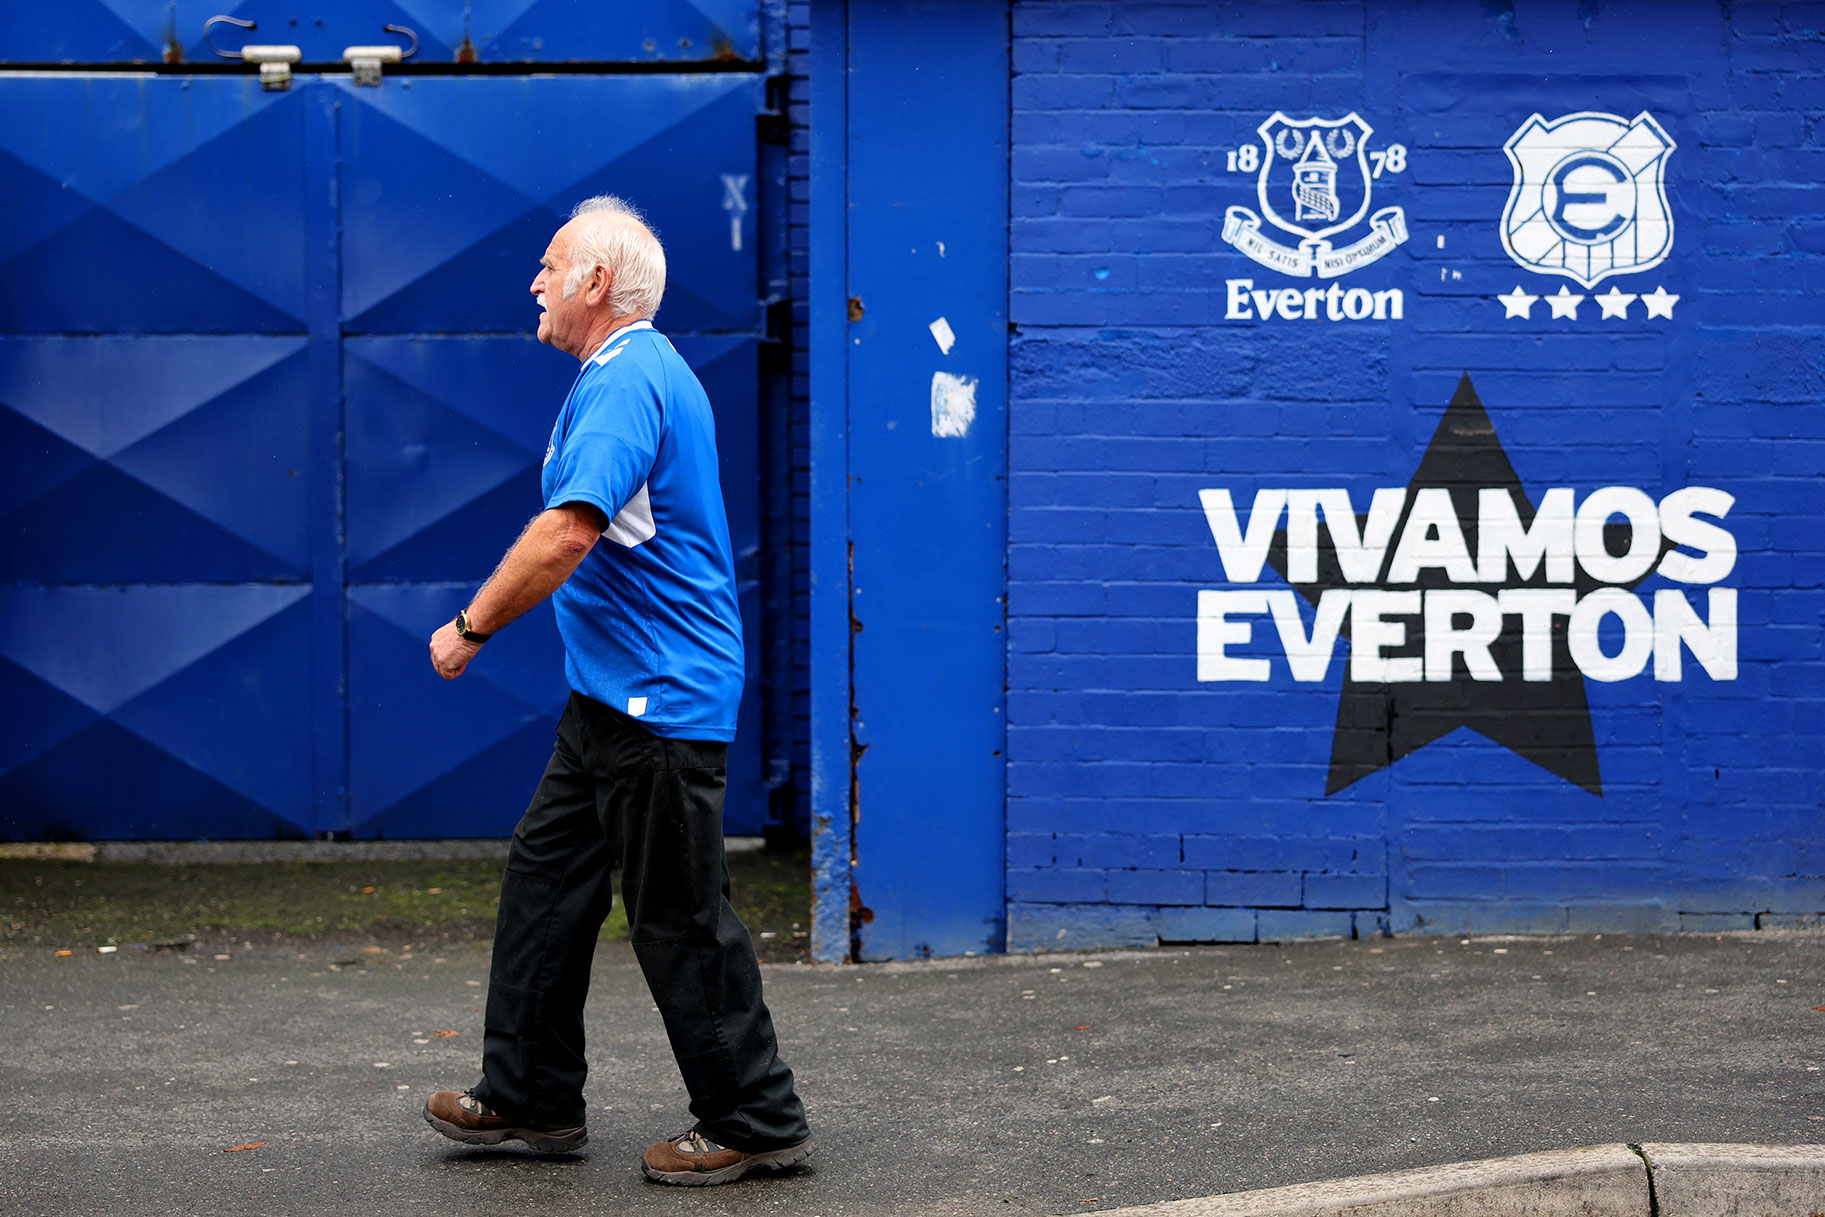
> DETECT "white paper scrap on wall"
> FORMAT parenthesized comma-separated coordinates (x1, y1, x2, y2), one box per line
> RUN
(930, 371, 977, 437)
(929, 316, 956, 354)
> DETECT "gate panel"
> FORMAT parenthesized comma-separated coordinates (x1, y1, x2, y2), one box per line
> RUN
(0, 76, 318, 840)
(0, 2, 760, 66)
(344, 336, 559, 582)
(337, 75, 761, 334)
(468, 0, 762, 62)
(0, 2, 165, 63)
(0, 78, 306, 332)
(0, 337, 310, 583)
(342, 333, 570, 836)
(337, 76, 768, 837)
(0, 62, 771, 842)
(346, 585, 568, 838)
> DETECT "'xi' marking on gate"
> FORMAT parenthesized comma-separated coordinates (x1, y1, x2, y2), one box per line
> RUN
(721, 174, 750, 252)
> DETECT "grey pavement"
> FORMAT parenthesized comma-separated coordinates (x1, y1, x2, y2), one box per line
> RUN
(1, 930, 1820, 1216)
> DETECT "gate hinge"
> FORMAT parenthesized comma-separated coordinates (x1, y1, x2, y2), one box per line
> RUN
(343, 44, 403, 86)
(245, 46, 301, 90)
(203, 15, 298, 90)
(344, 24, 418, 86)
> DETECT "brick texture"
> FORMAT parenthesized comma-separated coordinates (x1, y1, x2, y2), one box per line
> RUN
(1002, 0, 1825, 951)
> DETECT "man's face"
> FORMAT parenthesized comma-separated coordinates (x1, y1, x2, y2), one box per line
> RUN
(530, 222, 596, 358)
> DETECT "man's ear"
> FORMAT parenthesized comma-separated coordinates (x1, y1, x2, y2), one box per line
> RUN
(587, 266, 612, 308)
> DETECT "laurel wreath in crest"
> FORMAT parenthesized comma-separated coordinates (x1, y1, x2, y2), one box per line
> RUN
(1272, 126, 1359, 161)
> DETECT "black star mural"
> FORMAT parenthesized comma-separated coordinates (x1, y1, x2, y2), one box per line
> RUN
(1266, 374, 1660, 797)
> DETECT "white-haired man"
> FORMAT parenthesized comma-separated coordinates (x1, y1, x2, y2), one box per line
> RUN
(421, 197, 813, 1185)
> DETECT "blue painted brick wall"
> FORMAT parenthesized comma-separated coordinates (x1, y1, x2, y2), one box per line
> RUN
(1005, 0, 1825, 950)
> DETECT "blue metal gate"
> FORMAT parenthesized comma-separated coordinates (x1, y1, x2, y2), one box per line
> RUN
(0, 14, 772, 840)
(332, 75, 766, 838)
(0, 76, 318, 840)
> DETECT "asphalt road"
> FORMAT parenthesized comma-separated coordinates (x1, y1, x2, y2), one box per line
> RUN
(1, 931, 1820, 1216)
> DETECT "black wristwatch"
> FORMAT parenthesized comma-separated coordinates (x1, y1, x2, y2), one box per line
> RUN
(454, 608, 493, 643)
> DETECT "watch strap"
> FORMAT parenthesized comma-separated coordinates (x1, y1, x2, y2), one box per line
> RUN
(455, 609, 493, 643)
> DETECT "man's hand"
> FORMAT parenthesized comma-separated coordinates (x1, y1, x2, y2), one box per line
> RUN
(430, 619, 485, 680)
(425, 503, 602, 684)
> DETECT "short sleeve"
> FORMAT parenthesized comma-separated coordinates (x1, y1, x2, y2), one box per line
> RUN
(544, 369, 662, 524)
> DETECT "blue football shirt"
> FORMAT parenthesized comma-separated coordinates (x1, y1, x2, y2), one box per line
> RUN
(540, 320, 744, 740)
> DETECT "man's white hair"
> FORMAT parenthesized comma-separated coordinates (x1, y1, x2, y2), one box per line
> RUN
(562, 195, 666, 319)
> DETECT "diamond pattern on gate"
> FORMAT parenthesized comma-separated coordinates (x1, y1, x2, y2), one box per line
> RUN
(0, 335, 316, 838)
(336, 74, 761, 335)
(0, 585, 316, 840)
(333, 73, 765, 834)
(344, 335, 572, 582)
(0, 1, 757, 66)
(0, 69, 768, 840)
(339, 336, 766, 835)
(342, 332, 764, 605)
(0, 337, 311, 582)
(0, 77, 307, 332)
(346, 585, 569, 836)
(0, 74, 316, 841)
(468, 0, 760, 62)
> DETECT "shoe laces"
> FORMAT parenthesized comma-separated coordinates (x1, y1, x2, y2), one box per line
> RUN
(674, 1131, 726, 1155)
(458, 1090, 496, 1118)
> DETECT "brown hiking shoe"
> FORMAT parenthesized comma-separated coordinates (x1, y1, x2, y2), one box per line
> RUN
(641, 1129, 815, 1186)
(422, 1089, 587, 1153)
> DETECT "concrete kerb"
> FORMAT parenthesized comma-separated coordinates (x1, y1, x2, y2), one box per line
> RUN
(1075, 1144, 1825, 1217)
(1640, 1143, 1825, 1217)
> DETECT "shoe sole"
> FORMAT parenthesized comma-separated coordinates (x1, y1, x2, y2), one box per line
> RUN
(422, 1106, 587, 1154)
(641, 1136, 815, 1186)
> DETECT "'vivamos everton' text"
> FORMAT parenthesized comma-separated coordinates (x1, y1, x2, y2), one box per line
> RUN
(1195, 486, 1736, 684)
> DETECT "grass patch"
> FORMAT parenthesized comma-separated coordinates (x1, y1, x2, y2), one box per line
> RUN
(0, 844, 812, 963)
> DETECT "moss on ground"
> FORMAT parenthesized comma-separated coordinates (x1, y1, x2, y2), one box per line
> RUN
(0, 844, 812, 963)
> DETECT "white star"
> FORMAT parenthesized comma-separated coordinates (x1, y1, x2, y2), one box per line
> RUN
(1544, 285, 1585, 319)
(1497, 285, 1539, 319)
(1595, 286, 1637, 319)
(1641, 286, 1680, 319)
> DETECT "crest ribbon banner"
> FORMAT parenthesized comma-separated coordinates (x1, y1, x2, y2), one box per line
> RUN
(1223, 205, 1409, 279)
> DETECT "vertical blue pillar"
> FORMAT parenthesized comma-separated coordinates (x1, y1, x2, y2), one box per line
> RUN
(808, 0, 854, 962)
(811, 0, 1010, 960)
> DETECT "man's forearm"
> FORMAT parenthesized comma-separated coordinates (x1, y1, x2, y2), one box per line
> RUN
(465, 504, 603, 634)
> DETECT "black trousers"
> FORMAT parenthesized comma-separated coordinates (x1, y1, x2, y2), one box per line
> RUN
(470, 692, 809, 1151)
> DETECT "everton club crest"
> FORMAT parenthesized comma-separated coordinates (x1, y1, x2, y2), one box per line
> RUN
(1501, 111, 1675, 287)
(1222, 112, 1410, 278)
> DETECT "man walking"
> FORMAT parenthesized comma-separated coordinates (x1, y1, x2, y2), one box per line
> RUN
(421, 196, 813, 1186)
